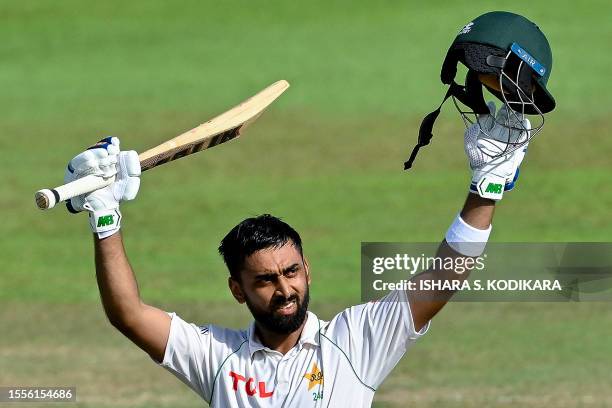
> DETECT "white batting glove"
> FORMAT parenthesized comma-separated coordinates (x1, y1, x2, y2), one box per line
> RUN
(465, 102, 531, 200)
(64, 137, 141, 238)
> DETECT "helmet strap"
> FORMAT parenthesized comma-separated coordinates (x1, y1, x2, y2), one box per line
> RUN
(404, 84, 455, 170)
(404, 75, 489, 170)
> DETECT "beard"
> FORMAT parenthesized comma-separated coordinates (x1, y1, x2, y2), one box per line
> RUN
(244, 287, 310, 335)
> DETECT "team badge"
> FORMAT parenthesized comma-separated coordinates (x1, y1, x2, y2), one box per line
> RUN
(459, 21, 474, 34)
(303, 363, 323, 390)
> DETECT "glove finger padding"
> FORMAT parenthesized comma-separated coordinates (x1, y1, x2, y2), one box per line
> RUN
(121, 150, 141, 177)
(464, 123, 486, 169)
(476, 101, 497, 132)
(67, 150, 106, 178)
(504, 140, 529, 192)
(88, 137, 121, 155)
(466, 102, 532, 200)
(98, 155, 118, 178)
(65, 147, 115, 213)
(121, 178, 141, 201)
(66, 138, 121, 181)
(112, 151, 141, 202)
(488, 105, 530, 145)
(63, 137, 138, 214)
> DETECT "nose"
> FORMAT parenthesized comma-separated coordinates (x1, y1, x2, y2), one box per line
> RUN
(275, 275, 293, 299)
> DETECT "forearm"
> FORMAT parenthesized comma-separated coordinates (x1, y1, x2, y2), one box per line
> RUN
(94, 231, 171, 361)
(94, 232, 143, 326)
(460, 193, 495, 229)
(408, 193, 495, 330)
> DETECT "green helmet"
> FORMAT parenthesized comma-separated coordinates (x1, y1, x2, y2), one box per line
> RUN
(443, 11, 555, 114)
(405, 11, 555, 170)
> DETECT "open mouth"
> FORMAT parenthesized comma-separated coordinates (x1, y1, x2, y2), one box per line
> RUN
(275, 300, 297, 315)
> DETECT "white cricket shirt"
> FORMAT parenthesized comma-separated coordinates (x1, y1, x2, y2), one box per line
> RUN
(160, 289, 428, 407)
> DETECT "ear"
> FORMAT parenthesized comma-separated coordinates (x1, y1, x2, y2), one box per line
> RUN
(304, 257, 311, 285)
(228, 277, 246, 304)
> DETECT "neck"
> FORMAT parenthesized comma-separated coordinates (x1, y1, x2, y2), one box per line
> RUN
(254, 316, 308, 355)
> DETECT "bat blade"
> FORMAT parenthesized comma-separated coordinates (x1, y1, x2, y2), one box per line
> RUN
(34, 80, 290, 210)
(138, 79, 289, 171)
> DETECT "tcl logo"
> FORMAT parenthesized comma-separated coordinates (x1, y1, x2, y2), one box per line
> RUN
(229, 371, 274, 398)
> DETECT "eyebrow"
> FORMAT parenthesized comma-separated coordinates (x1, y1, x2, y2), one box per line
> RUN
(254, 263, 300, 279)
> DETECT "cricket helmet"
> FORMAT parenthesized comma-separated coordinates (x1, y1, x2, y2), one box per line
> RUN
(443, 11, 555, 115)
(405, 11, 555, 170)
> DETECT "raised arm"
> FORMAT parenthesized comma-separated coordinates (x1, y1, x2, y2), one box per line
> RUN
(409, 194, 494, 331)
(94, 233, 170, 362)
(408, 102, 530, 331)
(64, 137, 170, 362)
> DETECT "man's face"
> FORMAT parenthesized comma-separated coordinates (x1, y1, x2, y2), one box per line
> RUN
(229, 242, 311, 334)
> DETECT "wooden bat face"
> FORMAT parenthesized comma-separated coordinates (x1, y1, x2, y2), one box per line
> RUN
(139, 125, 242, 171)
(137, 80, 289, 172)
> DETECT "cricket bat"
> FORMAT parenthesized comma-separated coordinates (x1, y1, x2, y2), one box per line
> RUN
(35, 80, 290, 210)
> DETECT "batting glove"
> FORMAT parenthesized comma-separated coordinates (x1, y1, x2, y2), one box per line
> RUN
(465, 102, 531, 200)
(64, 137, 141, 238)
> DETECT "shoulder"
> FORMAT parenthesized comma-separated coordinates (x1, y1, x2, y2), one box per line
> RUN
(316, 307, 358, 347)
(207, 323, 249, 350)
(319, 290, 414, 341)
(167, 312, 248, 351)
(321, 302, 369, 334)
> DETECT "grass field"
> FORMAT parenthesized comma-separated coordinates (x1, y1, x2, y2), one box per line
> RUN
(1, 1, 611, 407)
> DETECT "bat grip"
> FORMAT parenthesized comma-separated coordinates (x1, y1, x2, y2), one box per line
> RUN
(35, 175, 115, 210)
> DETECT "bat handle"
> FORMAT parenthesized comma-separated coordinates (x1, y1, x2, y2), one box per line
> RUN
(35, 175, 115, 210)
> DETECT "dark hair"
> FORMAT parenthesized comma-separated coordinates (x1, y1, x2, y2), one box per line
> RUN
(219, 214, 303, 280)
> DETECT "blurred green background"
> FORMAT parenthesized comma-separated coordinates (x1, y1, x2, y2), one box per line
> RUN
(1, 1, 611, 407)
